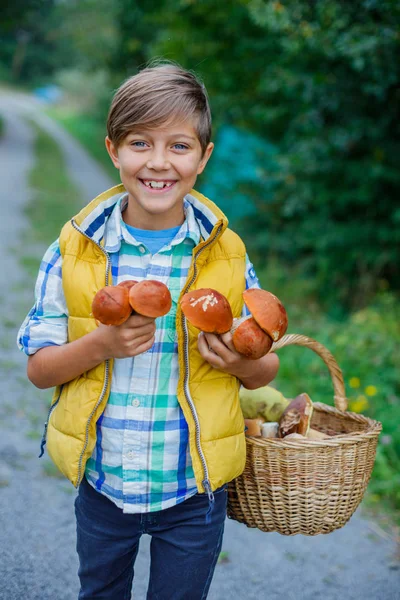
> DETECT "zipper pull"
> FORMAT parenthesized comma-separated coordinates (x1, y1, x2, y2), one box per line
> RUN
(202, 479, 215, 524)
(39, 421, 48, 458)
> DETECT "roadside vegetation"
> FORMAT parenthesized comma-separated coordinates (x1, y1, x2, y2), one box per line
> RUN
(24, 119, 83, 262)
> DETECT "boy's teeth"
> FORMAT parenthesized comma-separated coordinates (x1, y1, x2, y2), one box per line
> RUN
(143, 180, 173, 189)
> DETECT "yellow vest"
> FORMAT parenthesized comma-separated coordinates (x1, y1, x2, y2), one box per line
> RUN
(46, 185, 247, 493)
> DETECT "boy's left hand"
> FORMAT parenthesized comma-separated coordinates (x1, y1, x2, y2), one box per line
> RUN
(197, 331, 279, 390)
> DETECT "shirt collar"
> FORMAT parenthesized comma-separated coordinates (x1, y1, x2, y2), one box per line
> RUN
(102, 194, 201, 253)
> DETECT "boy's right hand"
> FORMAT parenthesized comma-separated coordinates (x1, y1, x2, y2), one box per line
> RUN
(95, 314, 156, 359)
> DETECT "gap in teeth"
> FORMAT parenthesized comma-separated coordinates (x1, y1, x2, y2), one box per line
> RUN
(144, 180, 172, 189)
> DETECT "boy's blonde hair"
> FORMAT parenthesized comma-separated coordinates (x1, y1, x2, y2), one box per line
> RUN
(107, 62, 212, 154)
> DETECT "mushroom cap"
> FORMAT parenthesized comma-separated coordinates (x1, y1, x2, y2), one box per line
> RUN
(180, 288, 233, 334)
(243, 289, 288, 342)
(278, 393, 313, 438)
(244, 418, 265, 437)
(92, 286, 132, 326)
(129, 280, 172, 318)
(118, 280, 138, 291)
(231, 316, 273, 359)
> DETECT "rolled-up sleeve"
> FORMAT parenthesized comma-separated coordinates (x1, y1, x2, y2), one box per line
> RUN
(241, 253, 261, 317)
(17, 239, 68, 355)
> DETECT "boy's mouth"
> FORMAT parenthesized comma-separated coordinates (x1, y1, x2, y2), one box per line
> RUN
(139, 179, 177, 192)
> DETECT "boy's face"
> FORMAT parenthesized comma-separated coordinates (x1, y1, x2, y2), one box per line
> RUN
(105, 120, 213, 230)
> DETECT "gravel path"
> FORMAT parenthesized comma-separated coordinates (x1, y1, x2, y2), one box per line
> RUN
(0, 90, 398, 600)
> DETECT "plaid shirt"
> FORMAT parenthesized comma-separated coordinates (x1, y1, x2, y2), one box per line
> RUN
(18, 193, 259, 513)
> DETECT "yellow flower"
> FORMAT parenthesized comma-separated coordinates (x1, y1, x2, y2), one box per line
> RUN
(349, 377, 361, 389)
(365, 385, 378, 397)
(349, 395, 369, 413)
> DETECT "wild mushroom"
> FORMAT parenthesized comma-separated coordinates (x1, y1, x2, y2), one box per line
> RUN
(278, 393, 313, 438)
(231, 289, 288, 359)
(261, 422, 279, 438)
(92, 285, 132, 326)
(92, 280, 171, 325)
(118, 279, 138, 291)
(129, 280, 172, 318)
(244, 417, 265, 437)
(231, 317, 273, 359)
(180, 288, 233, 334)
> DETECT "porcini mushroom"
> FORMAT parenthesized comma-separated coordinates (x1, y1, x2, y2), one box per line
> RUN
(129, 280, 172, 318)
(244, 289, 288, 342)
(231, 289, 288, 359)
(278, 393, 313, 438)
(118, 279, 138, 291)
(244, 417, 265, 437)
(92, 279, 171, 325)
(231, 317, 273, 359)
(92, 285, 132, 326)
(180, 288, 233, 334)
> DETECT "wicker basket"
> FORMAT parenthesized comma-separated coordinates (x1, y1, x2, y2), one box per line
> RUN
(227, 333, 382, 536)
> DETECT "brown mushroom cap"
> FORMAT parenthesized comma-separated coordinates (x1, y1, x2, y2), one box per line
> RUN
(118, 280, 138, 291)
(180, 288, 233, 334)
(244, 417, 265, 437)
(231, 316, 273, 359)
(243, 289, 288, 342)
(92, 286, 132, 326)
(129, 280, 172, 318)
(278, 393, 313, 438)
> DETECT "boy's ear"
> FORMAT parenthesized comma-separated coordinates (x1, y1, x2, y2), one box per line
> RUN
(197, 142, 214, 175)
(105, 136, 120, 169)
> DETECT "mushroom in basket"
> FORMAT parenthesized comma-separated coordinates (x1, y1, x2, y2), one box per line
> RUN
(92, 280, 172, 325)
(180, 287, 288, 360)
(240, 387, 330, 440)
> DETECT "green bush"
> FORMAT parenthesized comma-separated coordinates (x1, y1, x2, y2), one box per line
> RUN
(264, 277, 400, 520)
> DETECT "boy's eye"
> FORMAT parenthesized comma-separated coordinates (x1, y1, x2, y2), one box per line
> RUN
(131, 141, 147, 148)
(173, 143, 189, 150)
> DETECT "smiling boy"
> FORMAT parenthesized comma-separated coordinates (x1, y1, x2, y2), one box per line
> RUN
(18, 63, 279, 600)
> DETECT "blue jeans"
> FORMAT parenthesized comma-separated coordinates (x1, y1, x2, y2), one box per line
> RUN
(75, 476, 227, 599)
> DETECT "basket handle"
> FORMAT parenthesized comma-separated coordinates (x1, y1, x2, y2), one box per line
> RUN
(271, 333, 348, 412)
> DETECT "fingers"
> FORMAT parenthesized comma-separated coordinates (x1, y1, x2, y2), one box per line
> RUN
(203, 332, 240, 361)
(218, 330, 238, 354)
(133, 333, 156, 355)
(197, 332, 225, 369)
(122, 314, 156, 329)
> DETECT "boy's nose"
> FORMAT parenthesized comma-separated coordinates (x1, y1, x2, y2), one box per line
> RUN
(146, 150, 171, 171)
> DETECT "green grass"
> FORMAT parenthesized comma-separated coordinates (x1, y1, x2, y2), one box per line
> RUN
(42, 460, 65, 479)
(46, 107, 119, 183)
(25, 119, 84, 247)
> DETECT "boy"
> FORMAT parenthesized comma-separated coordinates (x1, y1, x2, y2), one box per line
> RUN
(18, 62, 279, 599)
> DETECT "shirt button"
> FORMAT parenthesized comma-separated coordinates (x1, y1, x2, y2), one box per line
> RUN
(126, 450, 134, 461)
(132, 398, 140, 407)
(139, 246, 146, 254)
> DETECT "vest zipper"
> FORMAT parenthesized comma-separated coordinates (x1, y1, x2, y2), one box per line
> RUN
(71, 219, 112, 487)
(180, 223, 223, 504)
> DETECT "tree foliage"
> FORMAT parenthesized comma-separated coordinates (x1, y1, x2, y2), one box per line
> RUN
(2, 0, 399, 310)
